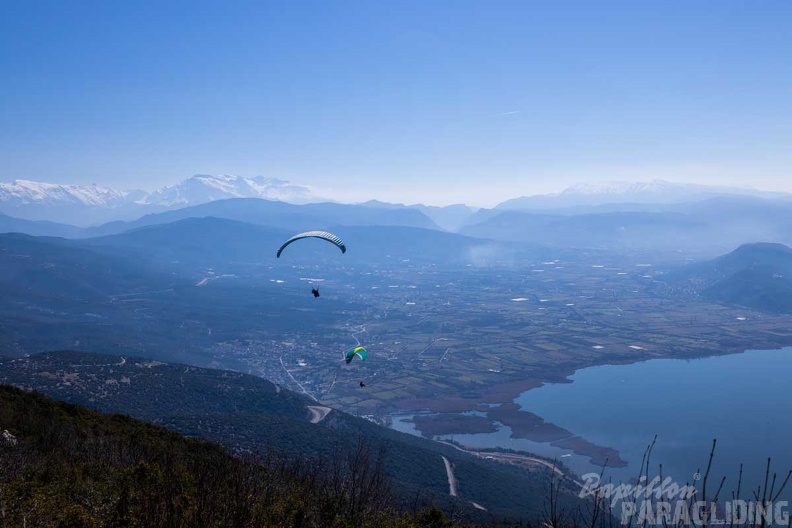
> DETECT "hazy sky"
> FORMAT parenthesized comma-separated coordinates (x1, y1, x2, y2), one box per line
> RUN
(1, 1, 791, 207)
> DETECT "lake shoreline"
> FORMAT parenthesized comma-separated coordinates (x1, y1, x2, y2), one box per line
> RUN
(392, 343, 792, 474)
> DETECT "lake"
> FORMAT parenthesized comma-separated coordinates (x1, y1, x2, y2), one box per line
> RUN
(392, 348, 792, 497)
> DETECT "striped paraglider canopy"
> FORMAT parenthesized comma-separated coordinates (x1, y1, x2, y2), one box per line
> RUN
(276, 231, 346, 258)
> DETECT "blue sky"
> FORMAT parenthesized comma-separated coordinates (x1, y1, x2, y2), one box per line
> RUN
(1, 1, 790, 206)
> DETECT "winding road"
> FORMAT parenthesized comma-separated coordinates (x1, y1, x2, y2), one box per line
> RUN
(307, 406, 332, 424)
(280, 357, 317, 401)
(438, 441, 583, 487)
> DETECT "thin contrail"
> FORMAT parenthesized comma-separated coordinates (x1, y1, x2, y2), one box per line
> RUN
(498, 110, 521, 116)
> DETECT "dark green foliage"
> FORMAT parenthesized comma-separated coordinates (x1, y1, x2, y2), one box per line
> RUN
(415, 506, 454, 527)
(0, 351, 568, 522)
(0, 385, 478, 527)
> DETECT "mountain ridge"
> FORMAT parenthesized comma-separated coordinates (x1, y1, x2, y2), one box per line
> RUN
(677, 242, 792, 313)
(497, 180, 790, 210)
(0, 175, 326, 225)
(84, 197, 442, 236)
(6, 176, 790, 227)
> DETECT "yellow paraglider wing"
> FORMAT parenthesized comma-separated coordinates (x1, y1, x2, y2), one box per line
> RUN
(344, 346, 367, 364)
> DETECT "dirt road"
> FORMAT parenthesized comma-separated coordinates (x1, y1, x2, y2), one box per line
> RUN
(307, 406, 332, 424)
(441, 456, 458, 497)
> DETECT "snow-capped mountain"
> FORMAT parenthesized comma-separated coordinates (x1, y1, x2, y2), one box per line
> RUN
(0, 180, 146, 207)
(0, 175, 325, 225)
(561, 180, 695, 196)
(142, 174, 323, 206)
(497, 180, 789, 210)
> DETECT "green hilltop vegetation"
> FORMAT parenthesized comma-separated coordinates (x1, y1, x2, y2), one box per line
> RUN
(0, 384, 483, 527)
(0, 351, 585, 523)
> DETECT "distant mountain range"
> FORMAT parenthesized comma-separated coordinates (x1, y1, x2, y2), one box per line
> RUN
(461, 196, 792, 257)
(0, 175, 326, 225)
(495, 180, 790, 211)
(0, 212, 84, 238)
(359, 200, 479, 232)
(4, 176, 790, 228)
(87, 197, 440, 237)
(0, 197, 443, 238)
(5, 193, 792, 258)
(4, 177, 792, 258)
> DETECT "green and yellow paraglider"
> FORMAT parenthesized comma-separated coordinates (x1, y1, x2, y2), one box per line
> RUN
(344, 346, 367, 364)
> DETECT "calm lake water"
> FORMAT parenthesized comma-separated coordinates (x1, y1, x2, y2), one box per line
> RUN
(392, 348, 792, 496)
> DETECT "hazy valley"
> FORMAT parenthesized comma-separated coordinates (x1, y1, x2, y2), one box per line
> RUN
(3, 181, 792, 523)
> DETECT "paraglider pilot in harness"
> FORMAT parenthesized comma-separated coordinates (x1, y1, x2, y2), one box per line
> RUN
(276, 231, 345, 299)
